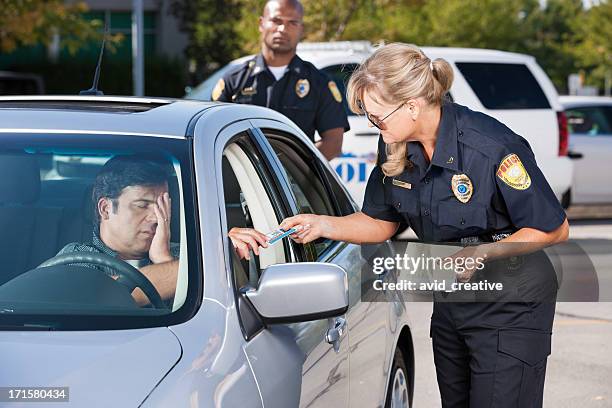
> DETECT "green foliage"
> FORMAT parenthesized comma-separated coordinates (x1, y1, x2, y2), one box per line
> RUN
(5, 56, 188, 97)
(0, 0, 120, 54)
(572, 0, 612, 90)
(224, 0, 611, 94)
(169, 0, 244, 77)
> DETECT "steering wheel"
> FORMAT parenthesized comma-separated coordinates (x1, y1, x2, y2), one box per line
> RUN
(38, 253, 165, 309)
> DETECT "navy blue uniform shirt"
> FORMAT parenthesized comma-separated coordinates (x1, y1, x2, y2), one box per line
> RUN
(212, 53, 350, 141)
(362, 102, 566, 242)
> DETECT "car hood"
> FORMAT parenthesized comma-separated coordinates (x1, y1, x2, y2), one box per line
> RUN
(0, 327, 181, 407)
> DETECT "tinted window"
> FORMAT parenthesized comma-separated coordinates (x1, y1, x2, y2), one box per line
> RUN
(566, 106, 612, 135)
(185, 64, 236, 100)
(321, 64, 359, 116)
(267, 135, 344, 259)
(456, 63, 550, 109)
(0, 77, 42, 95)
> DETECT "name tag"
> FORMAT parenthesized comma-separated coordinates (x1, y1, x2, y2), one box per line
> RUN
(392, 179, 412, 189)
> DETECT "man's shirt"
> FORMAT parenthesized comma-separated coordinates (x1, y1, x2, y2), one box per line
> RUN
(57, 233, 180, 293)
(212, 53, 350, 141)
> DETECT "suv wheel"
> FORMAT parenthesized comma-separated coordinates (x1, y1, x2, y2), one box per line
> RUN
(385, 347, 411, 408)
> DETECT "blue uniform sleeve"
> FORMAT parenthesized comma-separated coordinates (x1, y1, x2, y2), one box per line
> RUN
(211, 71, 236, 102)
(361, 166, 404, 223)
(315, 78, 350, 134)
(495, 141, 566, 232)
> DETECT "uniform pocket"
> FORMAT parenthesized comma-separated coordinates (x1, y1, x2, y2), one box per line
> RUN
(498, 328, 551, 365)
(437, 201, 487, 229)
(492, 328, 551, 407)
(386, 185, 420, 217)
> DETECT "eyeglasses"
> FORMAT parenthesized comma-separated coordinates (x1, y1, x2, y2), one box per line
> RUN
(358, 100, 405, 130)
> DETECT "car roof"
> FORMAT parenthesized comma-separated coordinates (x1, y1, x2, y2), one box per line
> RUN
(0, 95, 218, 138)
(226, 42, 536, 68)
(559, 95, 612, 108)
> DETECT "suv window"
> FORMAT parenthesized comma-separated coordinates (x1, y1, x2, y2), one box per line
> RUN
(321, 64, 359, 116)
(456, 63, 551, 110)
(566, 106, 612, 136)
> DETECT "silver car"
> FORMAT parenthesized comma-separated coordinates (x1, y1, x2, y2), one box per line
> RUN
(560, 96, 612, 205)
(0, 96, 414, 408)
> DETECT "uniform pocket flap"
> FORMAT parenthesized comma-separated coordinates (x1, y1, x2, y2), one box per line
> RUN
(437, 201, 487, 229)
(498, 329, 551, 366)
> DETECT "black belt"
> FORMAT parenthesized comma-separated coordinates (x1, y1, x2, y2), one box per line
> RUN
(460, 232, 513, 245)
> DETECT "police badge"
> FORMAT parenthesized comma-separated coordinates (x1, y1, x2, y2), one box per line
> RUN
(451, 174, 473, 203)
(295, 79, 310, 98)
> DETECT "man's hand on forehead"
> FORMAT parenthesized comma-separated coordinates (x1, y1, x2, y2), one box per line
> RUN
(149, 192, 173, 264)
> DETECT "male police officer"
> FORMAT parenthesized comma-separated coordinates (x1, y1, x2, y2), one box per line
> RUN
(212, 0, 349, 160)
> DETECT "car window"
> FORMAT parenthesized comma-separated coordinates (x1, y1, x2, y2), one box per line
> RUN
(0, 76, 43, 95)
(185, 64, 237, 100)
(0, 133, 199, 330)
(456, 63, 551, 109)
(321, 64, 359, 116)
(566, 106, 612, 136)
(265, 131, 352, 260)
(222, 136, 293, 287)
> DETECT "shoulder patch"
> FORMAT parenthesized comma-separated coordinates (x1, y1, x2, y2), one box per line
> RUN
(496, 153, 531, 190)
(328, 81, 343, 103)
(211, 78, 225, 101)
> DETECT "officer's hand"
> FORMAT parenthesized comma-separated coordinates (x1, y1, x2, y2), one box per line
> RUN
(281, 214, 330, 244)
(448, 246, 488, 283)
(149, 192, 174, 264)
(229, 227, 268, 260)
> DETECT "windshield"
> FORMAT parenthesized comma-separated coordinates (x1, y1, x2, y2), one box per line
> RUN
(184, 64, 237, 100)
(0, 133, 200, 330)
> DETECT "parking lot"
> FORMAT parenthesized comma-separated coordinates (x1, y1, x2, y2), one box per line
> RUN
(409, 209, 612, 407)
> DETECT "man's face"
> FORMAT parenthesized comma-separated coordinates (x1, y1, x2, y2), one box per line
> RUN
(99, 183, 168, 260)
(259, 1, 303, 54)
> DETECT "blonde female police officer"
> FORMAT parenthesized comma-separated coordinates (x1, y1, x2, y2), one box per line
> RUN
(281, 43, 569, 407)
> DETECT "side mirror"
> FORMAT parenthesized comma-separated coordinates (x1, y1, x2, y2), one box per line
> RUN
(244, 262, 348, 324)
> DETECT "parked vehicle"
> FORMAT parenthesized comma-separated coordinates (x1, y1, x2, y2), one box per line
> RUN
(0, 71, 44, 95)
(0, 96, 413, 408)
(560, 95, 612, 204)
(188, 42, 573, 209)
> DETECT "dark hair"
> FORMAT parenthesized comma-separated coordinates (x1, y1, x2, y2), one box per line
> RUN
(92, 155, 170, 225)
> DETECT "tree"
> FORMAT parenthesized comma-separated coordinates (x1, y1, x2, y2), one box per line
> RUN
(170, 0, 244, 78)
(572, 0, 612, 91)
(0, 0, 105, 54)
(524, 0, 584, 92)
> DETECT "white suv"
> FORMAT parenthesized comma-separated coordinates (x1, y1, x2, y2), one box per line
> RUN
(187, 41, 573, 208)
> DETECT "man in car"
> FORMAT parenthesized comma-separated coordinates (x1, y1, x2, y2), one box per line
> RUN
(211, 0, 349, 160)
(57, 155, 269, 307)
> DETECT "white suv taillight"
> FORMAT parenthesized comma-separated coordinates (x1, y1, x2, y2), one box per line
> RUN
(557, 111, 569, 156)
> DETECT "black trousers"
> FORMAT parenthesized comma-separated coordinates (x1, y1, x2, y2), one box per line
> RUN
(430, 300, 555, 408)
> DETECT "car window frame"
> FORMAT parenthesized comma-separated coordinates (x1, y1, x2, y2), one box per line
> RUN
(216, 124, 302, 340)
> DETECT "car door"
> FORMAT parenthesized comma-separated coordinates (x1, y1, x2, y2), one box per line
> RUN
(247, 120, 353, 407)
(567, 105, 612, 204)
(216, 123, 348, 408)
(252, 120, 397, 407)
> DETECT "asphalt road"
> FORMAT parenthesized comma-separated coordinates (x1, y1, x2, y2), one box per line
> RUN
(406, 216, 612, 407)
